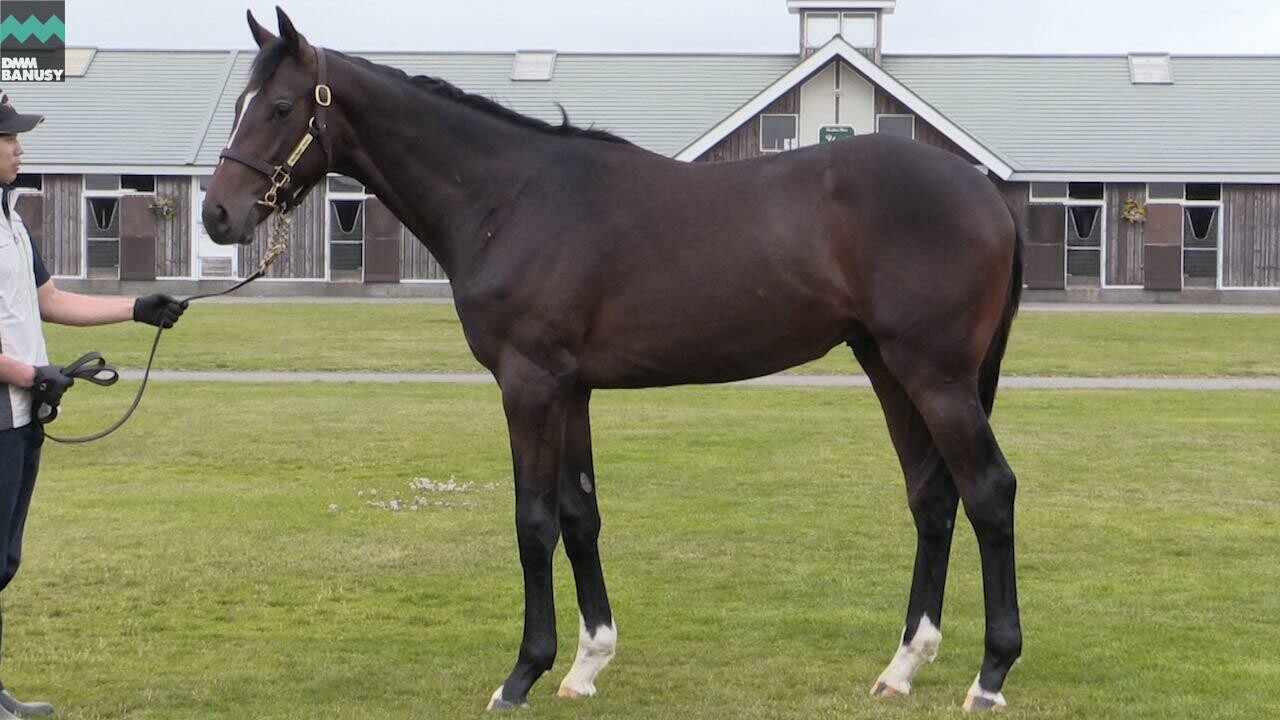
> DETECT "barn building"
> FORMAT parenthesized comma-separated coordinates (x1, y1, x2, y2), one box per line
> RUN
(7, 1, 1279, 301)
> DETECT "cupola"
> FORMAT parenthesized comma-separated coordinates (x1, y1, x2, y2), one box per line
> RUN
(787, 1, 896, 62)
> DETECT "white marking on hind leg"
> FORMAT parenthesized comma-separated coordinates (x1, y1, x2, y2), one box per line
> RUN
(557, 616, 617, 698)
(872, 614, 942, 695)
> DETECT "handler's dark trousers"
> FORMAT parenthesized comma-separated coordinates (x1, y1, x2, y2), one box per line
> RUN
(0, 422, 43, 661)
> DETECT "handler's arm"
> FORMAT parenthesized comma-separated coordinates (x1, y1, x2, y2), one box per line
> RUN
(36, 278, 134, 326)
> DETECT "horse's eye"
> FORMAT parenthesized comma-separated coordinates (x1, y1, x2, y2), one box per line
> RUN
(273, 101, 293, 118)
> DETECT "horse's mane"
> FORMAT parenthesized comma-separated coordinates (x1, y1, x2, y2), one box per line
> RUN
(248, 41, 633, 146)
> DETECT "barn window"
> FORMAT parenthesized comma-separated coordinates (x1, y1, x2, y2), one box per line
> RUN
(121, 175, 156, 193)
(1147, 183, 1184, 202)
(841, 13, 878, 48)
(760, 114, 798, 152)
(1185, 184, 1221, 202)
(804, 13, 840, 48)
(328, 175, 366, 282)
(1068, 183, 1104, 201)
(876, 114, 915, 139)
(1030, 183, 1068, 201)
(85, 197, 120, 279)
(1067, 201, 1103, 285)
(12, 174, 41, 192)
(327, 175, 364, 194)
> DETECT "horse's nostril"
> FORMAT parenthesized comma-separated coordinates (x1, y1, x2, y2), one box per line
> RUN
(202, 201, 231, 238)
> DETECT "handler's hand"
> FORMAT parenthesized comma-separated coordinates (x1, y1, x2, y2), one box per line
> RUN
(27, 364, 74, 408)
(133, 293, 188, 328)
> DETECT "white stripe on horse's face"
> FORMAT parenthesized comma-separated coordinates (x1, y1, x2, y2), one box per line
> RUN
(228, 90, 258, 148)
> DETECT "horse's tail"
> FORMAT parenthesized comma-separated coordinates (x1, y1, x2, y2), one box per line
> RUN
(978, 209, 1025, 417)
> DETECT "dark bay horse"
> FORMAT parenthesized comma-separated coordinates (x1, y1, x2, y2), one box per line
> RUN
(203, 9, 1024, 712)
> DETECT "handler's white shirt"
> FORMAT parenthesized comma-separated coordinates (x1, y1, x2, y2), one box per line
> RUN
(0, 190, 49, 429)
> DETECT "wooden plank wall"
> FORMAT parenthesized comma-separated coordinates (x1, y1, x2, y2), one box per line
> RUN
(401, 229, 448, 280)
(41, 175, 82, 276)
(239, 188, 325, 279)
(1222, 184, 1280, 288)
(696, 89, 800, 163)
(155, 176, 191, 277)
(1105, 183, 1145, 286)
(874, 94, 979, 163)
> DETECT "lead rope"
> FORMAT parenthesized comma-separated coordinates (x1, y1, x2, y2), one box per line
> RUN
(43, 217, 290, 444)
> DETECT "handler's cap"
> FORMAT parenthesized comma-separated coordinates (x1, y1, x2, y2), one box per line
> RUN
(0, 92, 44, 134)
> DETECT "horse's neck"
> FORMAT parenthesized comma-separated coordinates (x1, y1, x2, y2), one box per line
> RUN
(332, 66, 539, 280)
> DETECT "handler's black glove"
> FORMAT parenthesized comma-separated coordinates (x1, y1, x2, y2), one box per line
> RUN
(133, 293, 188, 328)
(28, 364, 74, 412)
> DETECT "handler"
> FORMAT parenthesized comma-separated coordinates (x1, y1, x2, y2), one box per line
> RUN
(0, 91, 187, 718)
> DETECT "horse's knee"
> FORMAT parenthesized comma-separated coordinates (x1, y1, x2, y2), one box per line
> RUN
(960, 467, 1016, 539)
(515, 502, 560, 561)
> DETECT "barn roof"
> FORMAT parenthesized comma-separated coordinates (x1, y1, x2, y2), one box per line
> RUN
(8, 46, 1280, 181)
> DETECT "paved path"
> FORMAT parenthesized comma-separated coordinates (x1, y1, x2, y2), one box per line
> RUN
(117, 370, 1280, 391)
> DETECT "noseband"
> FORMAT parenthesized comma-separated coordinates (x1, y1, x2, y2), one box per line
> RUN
(219, 47, 334, 212)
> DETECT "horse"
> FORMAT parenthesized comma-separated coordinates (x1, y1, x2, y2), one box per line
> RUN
(202, 8, 1025, 712)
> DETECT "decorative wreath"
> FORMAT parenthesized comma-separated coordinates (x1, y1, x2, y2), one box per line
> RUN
(1121, 198, 1147, 224)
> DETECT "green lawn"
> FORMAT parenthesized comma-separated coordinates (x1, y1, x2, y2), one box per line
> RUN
(41, 303, 1280, 377)
(9, 383, 1279, 719)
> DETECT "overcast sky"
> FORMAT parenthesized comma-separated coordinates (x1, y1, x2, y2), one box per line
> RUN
(62, 0, 1280, 55)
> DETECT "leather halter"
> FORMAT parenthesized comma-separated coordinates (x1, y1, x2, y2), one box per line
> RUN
(219, 47, 333, 212)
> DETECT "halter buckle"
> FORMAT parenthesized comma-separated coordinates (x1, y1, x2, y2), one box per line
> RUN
(269, 166, 291, 187)
(315, 84, 332, 107)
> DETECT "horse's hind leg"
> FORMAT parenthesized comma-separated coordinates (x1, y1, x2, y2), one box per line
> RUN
(879, 343, 1022, 711)
(853, 339, 957, 698)
(555, 386, 617, 699)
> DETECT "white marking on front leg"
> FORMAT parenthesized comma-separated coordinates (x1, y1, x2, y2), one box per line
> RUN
(964, 675, 1008, 710)
(486, 685, 504, 711)
(873, 614, 942, 695)
(557, 616, 616, 698)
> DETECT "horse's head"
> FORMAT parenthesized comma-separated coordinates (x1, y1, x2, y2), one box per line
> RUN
(202, 8, 333, 245)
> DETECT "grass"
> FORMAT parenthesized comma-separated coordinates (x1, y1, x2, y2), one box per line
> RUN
(40, 303, 1280, 377)
(7, 382, 1279, 719)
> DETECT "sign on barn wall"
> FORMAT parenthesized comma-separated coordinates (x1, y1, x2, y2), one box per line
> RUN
(820, 125, 854, 143)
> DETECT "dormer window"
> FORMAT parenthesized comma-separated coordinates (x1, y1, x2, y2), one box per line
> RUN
(512, 51, 556, 81)
(1129, 54, 1173, 84)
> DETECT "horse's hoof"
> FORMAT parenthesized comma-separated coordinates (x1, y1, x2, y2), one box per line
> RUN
(963, 693, 1007, 711)
(486, 687, 528, 712)
(557, 685, 588, 699)
(870, 680, 903, 698)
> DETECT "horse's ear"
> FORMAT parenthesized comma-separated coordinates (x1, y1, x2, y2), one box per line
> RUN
(275, 6, 310, 57)
(247, 10, 275, 49)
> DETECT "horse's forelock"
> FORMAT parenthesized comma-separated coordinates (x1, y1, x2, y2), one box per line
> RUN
(247, 39, 293, 92)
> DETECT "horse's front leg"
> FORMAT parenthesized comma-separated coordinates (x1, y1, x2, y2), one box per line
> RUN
(555, 386, 617, 699)
(487, 361, 571, 711)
